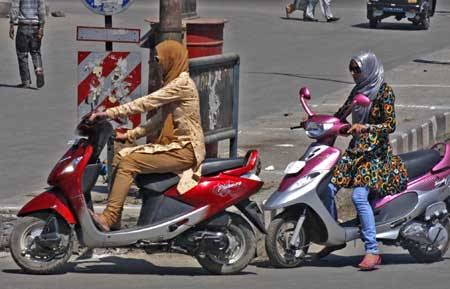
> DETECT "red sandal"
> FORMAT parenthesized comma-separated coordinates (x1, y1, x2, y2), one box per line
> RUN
(358, 254, 382, 271)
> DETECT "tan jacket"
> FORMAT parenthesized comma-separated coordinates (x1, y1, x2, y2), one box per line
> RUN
(106, 72, 206, 194)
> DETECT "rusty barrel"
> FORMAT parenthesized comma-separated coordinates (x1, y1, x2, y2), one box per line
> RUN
(185, 18, 227, 58)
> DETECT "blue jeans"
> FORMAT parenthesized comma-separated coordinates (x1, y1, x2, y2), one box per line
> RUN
(325, 184, 379, 254)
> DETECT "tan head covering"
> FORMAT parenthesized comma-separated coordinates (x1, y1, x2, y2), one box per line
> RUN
(154, 40, 189, 144)
(155, 40, 189, 85)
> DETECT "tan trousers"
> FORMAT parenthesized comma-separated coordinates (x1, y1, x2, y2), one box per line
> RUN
(102, 144, 195, 226)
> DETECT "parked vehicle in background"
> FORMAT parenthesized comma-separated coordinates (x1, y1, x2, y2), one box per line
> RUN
(367, 0, 437, 29)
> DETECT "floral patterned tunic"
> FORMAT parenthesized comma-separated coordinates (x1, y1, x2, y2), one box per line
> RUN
(330, 83, 408, 197)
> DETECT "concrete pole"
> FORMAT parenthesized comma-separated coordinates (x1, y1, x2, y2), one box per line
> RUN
(159, 0, 182, 42)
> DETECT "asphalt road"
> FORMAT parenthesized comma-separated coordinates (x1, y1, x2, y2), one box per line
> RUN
(1, 0, 450, 205)
(1, 247, 450, 289)
(1, 1, 450, 288)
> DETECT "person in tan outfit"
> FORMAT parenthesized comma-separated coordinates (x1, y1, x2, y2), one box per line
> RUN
(89, 40, 206, 232)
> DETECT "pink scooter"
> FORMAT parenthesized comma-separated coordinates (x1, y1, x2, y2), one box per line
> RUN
(263, 87, 450, 268)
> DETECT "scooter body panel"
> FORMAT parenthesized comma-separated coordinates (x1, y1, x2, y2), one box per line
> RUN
(18, 190, 77, 225)
(166, 174, 263, 219)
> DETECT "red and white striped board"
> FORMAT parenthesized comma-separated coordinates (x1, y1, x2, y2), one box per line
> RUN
(77, 51, 142, 130)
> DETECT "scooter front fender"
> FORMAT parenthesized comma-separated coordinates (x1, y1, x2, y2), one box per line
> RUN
(18, 190, 77, 225)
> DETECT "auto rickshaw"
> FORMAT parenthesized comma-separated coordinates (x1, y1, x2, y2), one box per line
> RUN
(367, 0, 437, 29)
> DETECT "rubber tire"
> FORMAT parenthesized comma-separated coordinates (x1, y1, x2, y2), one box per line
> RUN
(420, 15, 430, 30)
(416, 7, 431, 30)
(408, 220, 450, 263)
(9, 213, 73, 274)
(265, 215, 309, 268)
(196, 214, 256, 275)
(369, 19, 379, 29)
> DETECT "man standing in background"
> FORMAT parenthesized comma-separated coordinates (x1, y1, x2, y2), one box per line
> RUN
(9, 0, 46, 88)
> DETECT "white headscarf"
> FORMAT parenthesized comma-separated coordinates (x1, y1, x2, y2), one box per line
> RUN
(350, 51, 384, 124)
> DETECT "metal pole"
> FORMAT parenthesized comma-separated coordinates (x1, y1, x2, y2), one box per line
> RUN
(105, 15, 113, 51)
(105, 15, 112, 190)
(230, 56, 240, 158)
(159, 0, 182, 42)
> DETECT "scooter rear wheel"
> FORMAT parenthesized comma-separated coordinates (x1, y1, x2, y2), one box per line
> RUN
(196, 214, 256, 275)
(9, 212, 73, 274)
(265, 215, 309, 268)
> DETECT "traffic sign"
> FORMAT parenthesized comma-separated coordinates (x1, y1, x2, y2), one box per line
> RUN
(77, 26, 140, 43)
(81, 0, 135, 16)
(77, 51, 142, 129)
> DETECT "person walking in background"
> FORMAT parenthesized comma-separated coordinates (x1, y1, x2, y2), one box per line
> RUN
(286, 0, 339, 22)
(285, 0, 307, 18)
(9, 0, 46, 88)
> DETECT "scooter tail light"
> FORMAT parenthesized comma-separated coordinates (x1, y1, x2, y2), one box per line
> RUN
(224, 150, 260, 177)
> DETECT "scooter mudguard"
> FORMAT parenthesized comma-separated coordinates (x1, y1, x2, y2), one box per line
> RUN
(18, 190, 77, 225)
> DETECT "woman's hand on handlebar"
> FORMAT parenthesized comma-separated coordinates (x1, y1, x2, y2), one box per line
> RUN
(89, 111, 108, 122)
(347, 123, 368, 135)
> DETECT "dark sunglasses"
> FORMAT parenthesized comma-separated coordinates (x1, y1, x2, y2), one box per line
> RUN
(349, 63, 361, 74)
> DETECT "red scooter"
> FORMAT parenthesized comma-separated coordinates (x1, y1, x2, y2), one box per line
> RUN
(9, 117, 265, 275)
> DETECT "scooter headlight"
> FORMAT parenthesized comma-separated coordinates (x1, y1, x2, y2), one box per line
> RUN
(305, 122, 333, 138)
(61, 156, 83, 174)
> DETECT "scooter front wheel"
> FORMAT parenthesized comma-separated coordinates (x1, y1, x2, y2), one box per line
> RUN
(9, 212, 73, 274)
(265, 215, 309, 268)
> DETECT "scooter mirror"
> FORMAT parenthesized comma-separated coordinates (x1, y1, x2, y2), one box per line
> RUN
(352, 93, 371, 107)
(299, 87, 311, 101)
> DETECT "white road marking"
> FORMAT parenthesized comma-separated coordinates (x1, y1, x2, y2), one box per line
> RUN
(275, 144, 295, 147)
(392, 84, 450, 88)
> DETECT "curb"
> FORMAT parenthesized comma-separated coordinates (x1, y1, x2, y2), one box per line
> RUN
(390, 112, 450, 154)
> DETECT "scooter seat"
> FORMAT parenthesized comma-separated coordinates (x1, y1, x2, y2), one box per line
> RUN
(135, 157, 246, 193)
(398, 149, 441, 180)
(202, 157, 246, 176)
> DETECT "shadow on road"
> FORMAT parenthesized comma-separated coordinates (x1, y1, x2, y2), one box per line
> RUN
(0, 83, 38, 90)
(252, 253, 448, 269)
(352, 22, 426, 31)
(280, 16, 327, 23)
(3, 256, 257, 276)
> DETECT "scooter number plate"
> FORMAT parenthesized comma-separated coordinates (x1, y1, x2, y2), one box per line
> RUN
(284, 161, 306, 175)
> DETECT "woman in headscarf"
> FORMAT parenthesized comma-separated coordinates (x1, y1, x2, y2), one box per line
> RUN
(89, 40, 205, 232)
(316, 51, 408, 270)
